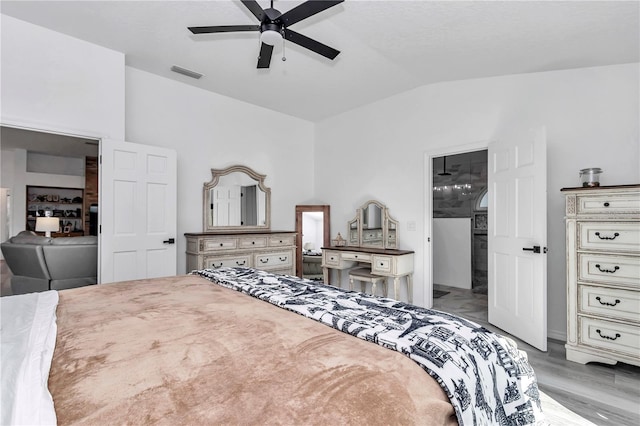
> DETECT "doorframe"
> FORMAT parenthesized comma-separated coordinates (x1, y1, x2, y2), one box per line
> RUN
(295, 205, 330, 278)
(423, 140, 489, 308)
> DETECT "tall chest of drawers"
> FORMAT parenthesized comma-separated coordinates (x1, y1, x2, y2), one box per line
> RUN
(562, 185, 640, 366)
(185, 231, 297, 276)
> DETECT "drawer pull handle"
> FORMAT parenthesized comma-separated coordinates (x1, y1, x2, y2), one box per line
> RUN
(252, 241, 255, 245)
(260, 258, 269, 264)
(595, 296, 621, 307)
(603, 202, 610, 207)
(236, 260, 246, 266)
(595, 329, 621, 341)
(279, 256, 287, 262)
(212, 262, 223, 268)
(595, 264, 620, 274)
(594, 232, 619, 240)
(219, 243, 224, 247)
(379, 263, 384, 267)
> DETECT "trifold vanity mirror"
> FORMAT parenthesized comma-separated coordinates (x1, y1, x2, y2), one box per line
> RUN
(203, 165, 271, 231)
(348, 200, 398, 249)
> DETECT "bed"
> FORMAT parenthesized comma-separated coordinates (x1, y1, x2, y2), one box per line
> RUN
(2, 267, 550, 425)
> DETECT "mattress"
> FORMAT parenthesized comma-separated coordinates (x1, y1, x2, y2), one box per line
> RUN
(2, 267, 553, 425)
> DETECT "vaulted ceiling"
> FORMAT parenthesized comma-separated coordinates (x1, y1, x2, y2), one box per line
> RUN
(2, 1, 639, 122)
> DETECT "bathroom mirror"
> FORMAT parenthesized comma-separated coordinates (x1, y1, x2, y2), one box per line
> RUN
(203, 165, 270, 231)
(348, 200, 398, 249)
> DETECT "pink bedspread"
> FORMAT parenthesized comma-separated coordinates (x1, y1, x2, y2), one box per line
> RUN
(49, 274, 456, 425)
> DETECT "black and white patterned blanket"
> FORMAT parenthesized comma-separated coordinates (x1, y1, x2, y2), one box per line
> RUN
(194, 267, 547, 425)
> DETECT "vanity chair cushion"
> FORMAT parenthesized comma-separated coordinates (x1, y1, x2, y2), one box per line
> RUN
(349, 267, 387, 297)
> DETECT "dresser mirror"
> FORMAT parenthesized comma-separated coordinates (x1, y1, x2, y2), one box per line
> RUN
(203, 165, 271, 231)
(348, 200, 398, 249)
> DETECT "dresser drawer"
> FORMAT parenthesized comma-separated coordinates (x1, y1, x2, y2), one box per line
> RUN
(238, 236, 267, 249)
(205, 255, 251, 269)
(342, 252, 371, 262)
(323, 251, 341, 266)
(202, 237, 238, 251)
(579, 285, 640, 323)
(372, 255, 393, 274)
(579, 253, 640, 287)
(268, 235, 295, 247)
(255, 251, 293, 269)
(578, 222, 640, 253)
(579, 317, 640, 359)
(577, 193, 640, 215)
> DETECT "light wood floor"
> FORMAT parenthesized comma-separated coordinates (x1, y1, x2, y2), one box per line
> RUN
(433, 284, 640, 426)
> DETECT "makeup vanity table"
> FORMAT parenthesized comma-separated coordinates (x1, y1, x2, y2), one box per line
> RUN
(322, 200, 414, 303)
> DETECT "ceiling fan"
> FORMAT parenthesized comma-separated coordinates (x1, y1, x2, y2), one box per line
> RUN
(188, 0, 344, 69)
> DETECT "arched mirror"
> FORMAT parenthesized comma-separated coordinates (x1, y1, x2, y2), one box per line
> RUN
(348, 200, 399, 249)
(203, 165, 270, 231)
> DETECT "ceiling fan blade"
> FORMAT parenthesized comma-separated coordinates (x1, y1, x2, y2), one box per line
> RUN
(280, 0, 344, 27)
(240, 0, 265, 21)
(257, 43, 274, 69)
(283, 29, 339, 60)
(188, 25, 259, 34)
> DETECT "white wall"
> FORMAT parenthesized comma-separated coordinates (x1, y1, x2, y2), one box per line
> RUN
(124, 68, 316, 275)
(315, 63, 640, 340)
(0, 15, 125, 139)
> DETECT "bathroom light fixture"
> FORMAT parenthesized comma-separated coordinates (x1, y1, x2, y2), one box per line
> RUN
(36, 216, 59, 237)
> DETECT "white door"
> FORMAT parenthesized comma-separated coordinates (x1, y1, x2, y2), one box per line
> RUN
(488, 126, 548, 351)
(100, 139, 177, 283)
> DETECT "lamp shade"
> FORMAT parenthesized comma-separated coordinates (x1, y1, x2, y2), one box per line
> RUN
(303, 242, 315, 251)
(36, 217, 59, 237)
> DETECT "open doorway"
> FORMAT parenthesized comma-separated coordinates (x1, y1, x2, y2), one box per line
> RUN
(0, 125, 99, 295)
(431, 150, 488, 314)
(295, 205, 330, 279)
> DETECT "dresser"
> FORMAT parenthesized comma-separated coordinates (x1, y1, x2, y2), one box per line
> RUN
(185, 231, 297, 276)
(562, 185, 640, 366)
(322, 246, 414, 303)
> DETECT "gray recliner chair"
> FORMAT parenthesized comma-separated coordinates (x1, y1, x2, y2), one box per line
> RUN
(1, 231, 98, 295)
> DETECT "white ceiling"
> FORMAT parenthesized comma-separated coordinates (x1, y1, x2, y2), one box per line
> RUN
(2, 0, 639, 122)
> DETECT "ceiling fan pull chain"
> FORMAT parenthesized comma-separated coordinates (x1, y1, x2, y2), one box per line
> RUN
(282, 36, 287, 62)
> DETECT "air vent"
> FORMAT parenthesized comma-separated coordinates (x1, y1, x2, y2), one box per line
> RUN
(170, 65, 203, 80)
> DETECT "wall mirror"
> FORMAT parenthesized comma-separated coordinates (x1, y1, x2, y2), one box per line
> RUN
(348, 200, 398, 249)
(295, 205, 330, 279)
(203, 165, 270, 231)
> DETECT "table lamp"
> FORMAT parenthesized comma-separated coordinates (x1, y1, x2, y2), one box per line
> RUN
(36, 216, 59, 237)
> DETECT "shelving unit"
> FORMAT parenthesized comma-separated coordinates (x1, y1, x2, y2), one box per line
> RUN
(26, 186, 85, 236)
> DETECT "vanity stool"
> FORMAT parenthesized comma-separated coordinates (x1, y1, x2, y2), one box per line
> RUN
(349, 267, 387, 297)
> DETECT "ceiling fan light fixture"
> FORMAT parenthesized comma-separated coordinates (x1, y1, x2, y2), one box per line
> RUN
(260, 28, 282, 46)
